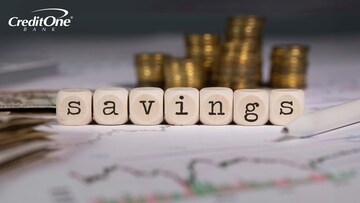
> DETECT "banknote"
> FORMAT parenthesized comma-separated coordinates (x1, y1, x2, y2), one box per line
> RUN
(0, 141, 51, 166)
(0, 117, 53, 171)
(0, 90, 57, 114)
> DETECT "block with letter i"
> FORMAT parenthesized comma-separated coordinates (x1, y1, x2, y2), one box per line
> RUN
(129, 87, 164, 125)
(56, 89, 93, 125)
(270, 89, 305, 125)
(234, 89, 269, 125)
(200, 87, 233, 125)
(93, 88, 128, 125)
(165, 88, 199, 125)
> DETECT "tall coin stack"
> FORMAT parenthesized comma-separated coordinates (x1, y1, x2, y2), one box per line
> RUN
(216, 41, 259, 89)
(270, 44, 309, 88)
(135, 53, 170, 87)
(185, 34, 221, 86)
(164, 58, 204, 89)
(224, 15, 265, 86)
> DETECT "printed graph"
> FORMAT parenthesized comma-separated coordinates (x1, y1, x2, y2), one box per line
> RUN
(69, 145, 360, 203)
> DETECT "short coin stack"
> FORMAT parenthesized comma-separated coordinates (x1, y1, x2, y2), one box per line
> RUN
(224, 15, 265, 86)
(164, 58, 204, 89)
(270, 44, 309, 88)
(185, 34, 221, 86)
(135, 53, 170, 88)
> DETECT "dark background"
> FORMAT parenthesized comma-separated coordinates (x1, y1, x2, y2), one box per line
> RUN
(1, 0, 360, 36)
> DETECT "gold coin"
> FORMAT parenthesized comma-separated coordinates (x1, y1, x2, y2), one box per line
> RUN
(270, 44, 309, 88)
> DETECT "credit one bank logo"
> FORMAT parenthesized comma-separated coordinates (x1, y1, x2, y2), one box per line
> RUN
(8, 8, 73, 32)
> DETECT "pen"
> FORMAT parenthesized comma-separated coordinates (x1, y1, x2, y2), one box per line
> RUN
(282, 99, 360, 138)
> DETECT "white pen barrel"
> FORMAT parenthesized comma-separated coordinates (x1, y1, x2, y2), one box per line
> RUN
(310, 99, 360, 134)
(285, 99, 360, 137)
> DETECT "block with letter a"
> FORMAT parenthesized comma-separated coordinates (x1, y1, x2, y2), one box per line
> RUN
(129, 87, 164, 125)
(56, 89, 93, 125)
(93, 88, 129, 125)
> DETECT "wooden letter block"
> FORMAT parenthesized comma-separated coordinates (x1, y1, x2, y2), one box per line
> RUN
(93, 88, 128, 125)
(165, 88, 199, 125)
(270, 89, 305, 125)
(129, 87, 164, 125)
(56, 89, 92, 125)
(233, 89, 269, 125)
(200, 87, 233, 125)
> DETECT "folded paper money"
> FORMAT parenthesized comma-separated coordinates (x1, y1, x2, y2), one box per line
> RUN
(0, 90, 57, 114)
(0, 117, 53, 172)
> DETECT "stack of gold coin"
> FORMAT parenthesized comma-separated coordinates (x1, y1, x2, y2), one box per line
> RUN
(224, 15, 265, 85)
(270, 44, 309, 88)
(164, 58, 204, 89)
(185, 33, 221, 86)
(215, 41, 259, 89)
(134, 53, 171, 87)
